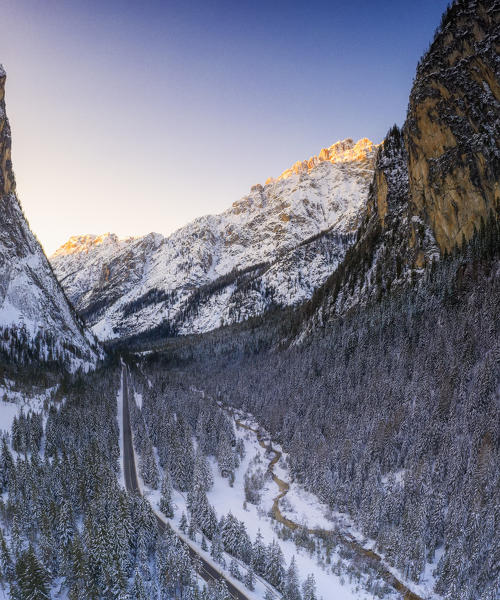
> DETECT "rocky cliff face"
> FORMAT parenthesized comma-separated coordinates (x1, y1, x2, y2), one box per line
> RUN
(268, 137, 377, 183)
(406, 0, 500, 253)
(51, 138, 377, 340)
(300, 0, 499, 332)
(0, 67, 100, 369)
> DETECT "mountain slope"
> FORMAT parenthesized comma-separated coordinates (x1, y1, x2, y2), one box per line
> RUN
(0, 66, 100, 370)
(297, 0, 499, 333)
(51, 138, 377, 340)
(406, 0, 500, 253)
(135, 4, 500, 598)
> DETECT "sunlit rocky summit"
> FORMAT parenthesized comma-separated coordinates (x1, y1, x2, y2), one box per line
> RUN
(267, 137, 378, 183)
(51, 138, 377, 341)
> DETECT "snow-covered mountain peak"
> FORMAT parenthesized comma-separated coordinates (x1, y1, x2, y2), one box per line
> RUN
(53, 231, 166, 259)
(51, 134, 377, 340)
(53, 233, 122, 257)
(266, 137, 378, 184)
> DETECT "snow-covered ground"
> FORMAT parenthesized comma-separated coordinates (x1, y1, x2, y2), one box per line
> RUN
(134, 396, 386, 599)
(0, 400, 20, 434)
(0, 380, 58, 433)
(122, 382, 443, 600)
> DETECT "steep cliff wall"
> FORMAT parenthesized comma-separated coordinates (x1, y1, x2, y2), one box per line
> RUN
(405, 0, 500, 253)
(0, 67, 100, 369)
(300, 1, 499, 332)
(0, 66, 15, 197)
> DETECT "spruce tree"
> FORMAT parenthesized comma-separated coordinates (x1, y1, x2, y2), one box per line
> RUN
(179, 512, 188, 534)
(229, 558, 241, 580)
(210, 528, 225, 567)
(302, 574, 318, 600)
(159, 470, 174, 518)
(16, 545, 50, 600)
(252, 530, 267, 576)
(0, 528, 13, 583)
(243, 564, 255, 591)
(264, 540, 285, 592)
(284, 556, 301, 600)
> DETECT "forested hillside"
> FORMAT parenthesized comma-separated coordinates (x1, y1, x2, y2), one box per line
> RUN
(143, 217, 499, 599)
(0, 365, 226, 599)
(135, 2, 500, 596)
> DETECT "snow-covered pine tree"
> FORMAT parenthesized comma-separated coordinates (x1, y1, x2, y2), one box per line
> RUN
(220, 513, 239, 556)
(210, 528, 225, 567)
(140, 439, 159, 489)
(217, 435, 235, 484)
(229, 557, 241, 580)
(264, 540, 285, 592)
(15, 545, 50, 600)
(159, 469, 174, 518)
(131, 568, 147, 600)
(252, 529, 267, 577)
(302, 574, 318, 600)
(284, 556, 302, 600)
(243, 564, 255, 591)
(192, 450, 214, 492)
(179, 512, 188, 533)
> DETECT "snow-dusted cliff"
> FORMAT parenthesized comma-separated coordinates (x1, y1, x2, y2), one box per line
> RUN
(51, 138, 377, 340)
(0, 66, 100, 369)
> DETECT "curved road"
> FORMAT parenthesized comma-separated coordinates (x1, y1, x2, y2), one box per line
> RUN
(121, 366, 251, 600)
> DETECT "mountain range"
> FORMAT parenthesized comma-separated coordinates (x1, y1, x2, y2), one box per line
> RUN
(51, 138, 378, 341)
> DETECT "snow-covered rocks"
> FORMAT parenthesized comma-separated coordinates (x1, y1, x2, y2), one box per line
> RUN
(0, 68, 101, 370)
(51, 138, 377, 341)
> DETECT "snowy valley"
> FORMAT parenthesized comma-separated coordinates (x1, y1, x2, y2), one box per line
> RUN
(0, 1, 498, 599)
(123, 369, 442, 600)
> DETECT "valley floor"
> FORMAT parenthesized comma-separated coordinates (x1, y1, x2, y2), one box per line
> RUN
(119, 376, 443, 600)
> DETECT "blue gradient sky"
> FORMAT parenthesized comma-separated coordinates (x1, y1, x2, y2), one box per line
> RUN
(1, 0, 449, 254)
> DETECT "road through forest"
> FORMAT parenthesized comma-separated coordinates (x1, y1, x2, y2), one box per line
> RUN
(121, 365, 251, 600)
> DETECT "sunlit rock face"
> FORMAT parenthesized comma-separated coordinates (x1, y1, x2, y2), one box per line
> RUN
(51, 139, 377, 341)
(405, 0, 500, 253)
(0, 67, 100, 368)
(299, 0, 500, 336)
(265, 138, 378, 184)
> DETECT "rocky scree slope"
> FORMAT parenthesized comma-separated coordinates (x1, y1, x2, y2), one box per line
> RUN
(51, 138, 377, 340)
(298, 0, 500, 333)
(0, 67, 100, 369)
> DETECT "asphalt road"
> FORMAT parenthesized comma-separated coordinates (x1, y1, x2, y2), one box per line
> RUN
(121, 365, 250, 600)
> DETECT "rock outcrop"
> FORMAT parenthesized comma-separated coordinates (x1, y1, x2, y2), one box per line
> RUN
(301, 0, 499, 331)
(406, 0, 500, 253)
(0, 67, 100, 369)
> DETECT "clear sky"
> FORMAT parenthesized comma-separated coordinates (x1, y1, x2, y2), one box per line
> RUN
(1, 0, 449, 254)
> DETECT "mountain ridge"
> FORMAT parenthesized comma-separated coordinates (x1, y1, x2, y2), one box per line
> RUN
(51, 137, 377, 340)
